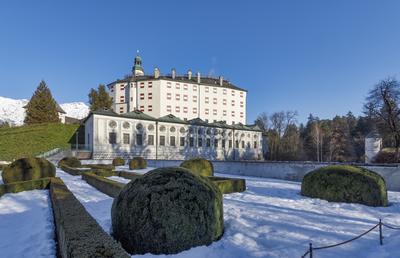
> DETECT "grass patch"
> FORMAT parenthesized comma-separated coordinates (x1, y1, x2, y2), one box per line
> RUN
(0, 123, 79, 161)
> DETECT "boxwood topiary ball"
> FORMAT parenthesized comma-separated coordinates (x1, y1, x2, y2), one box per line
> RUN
(112, 157, 125, 166)
(2, 157, 56, 184)
(128, 157, 147, 170)
(111, 167, 224, 255)
(301, 165, 388, 207)
(180, 158, 214, 177)
(58, 156, 81, 168)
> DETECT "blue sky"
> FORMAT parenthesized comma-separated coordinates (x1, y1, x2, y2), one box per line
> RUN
(1, 1, 400, 124)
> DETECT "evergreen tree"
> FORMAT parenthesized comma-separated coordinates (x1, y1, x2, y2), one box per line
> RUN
(24, 80, 60, 124)
(88, 84, 113, 111)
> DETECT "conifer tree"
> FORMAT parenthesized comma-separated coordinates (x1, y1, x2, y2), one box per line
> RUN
(24, 80, 60, 124)
(88, 84, 113, 111)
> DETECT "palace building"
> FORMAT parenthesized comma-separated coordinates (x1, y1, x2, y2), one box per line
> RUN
(84, 55, 263, 160)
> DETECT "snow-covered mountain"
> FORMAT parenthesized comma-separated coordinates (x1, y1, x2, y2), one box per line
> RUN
(0, 96, 89, 126)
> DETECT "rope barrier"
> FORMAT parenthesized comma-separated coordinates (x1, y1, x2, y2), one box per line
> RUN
(300, 219, 400, 258)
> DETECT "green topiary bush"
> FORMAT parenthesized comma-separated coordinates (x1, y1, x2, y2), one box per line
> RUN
(301, 165, 388, 207)
(58, 156, 81, 168)
(180, 158, 214, 177)
(128, 157, 147, 170)
(112, 167, 224, 255)
(2, 157, 56, 184)
(112, 157, 125, 166)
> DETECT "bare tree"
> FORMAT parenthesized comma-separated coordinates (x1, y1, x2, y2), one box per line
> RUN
(255, 112, 269, 132)
(365, 78, 400, 160)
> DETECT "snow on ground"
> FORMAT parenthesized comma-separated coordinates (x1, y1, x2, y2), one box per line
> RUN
(56, 169, 113, 233)
(115, 165, 156, 174)
(0, 189, 56, 258)
(108, 176, 131, 184)
(59, 102, 89, 119)
(104, 173, 400, 258)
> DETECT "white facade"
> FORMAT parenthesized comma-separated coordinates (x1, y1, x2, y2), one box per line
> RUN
(108, 55, 247, 125)
(365, 132, 382, 163)
(84, 111, 263, 161)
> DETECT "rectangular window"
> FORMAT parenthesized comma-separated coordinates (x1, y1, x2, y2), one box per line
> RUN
(193, 107, 197, 114)
(160, 135, 165, 146)
(247, 142, 251, 149)
(206, 138, 211, 147)
(148, 135, 154, 145)
(167, 82, 172, 88)
(240, 101, 244, 107)
(167, 93, 172, 100)
(148, 82, 153, 88)
(198, 138, 203, 147)
(140, 82, 145, 88)
(240, 112, 244, 118)
(183, 95, 188, 101)
(205, 97, 209, 104)
(170, 136, 176, 147)
(109, 132, 117, 144)
(193, 85, 197, 91)
(214, 139, 218, 147)
(229, 140, 233, 148)
(223, 99, 226, 105)
(205, 109, 209, 115)
(120, 85, 125, 90)
(176, 94, 180, 101)
(213, 98, 217, 104)
(193, 96, 197, 102)
(223, 110, 227, 116)
(240, 91, 244, 98)
(140, 106, 144, 112)
(176, 83, 180, 89)
(232, 90, 235, 96)
(223, 89, 227, 95)
(140, 93, 144, 100)
(254, 141, 257, 149)
(183, 84, 188, 90)
(183, 107, 188, 113)
(175, 106, 180, 112)
(180, 137, 185, 146)
(241, 141, 245, 149)
(148, 93, 153, 100)
(205, 87, 209, 92)
(222, 139, 226, 148)
(136, 134, 143, 146)
(130, 97, 133, 101)
(213, 88, 217, 93)
(189, 137, 194, 147)
(167, 105, 171, 112)
(213, 109, 217, 115)
(231, 100, 235, 106)
(148, 105, 153, 112)
(235, 140, 239, 148)
(232, 111, 235, 117)
(123, 133, 130, 144)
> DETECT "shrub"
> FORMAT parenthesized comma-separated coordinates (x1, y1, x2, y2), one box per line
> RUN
(374, 151, 398, 163)
(112, 157, 125, 166)
(180, 158, 214, 177)
(58, 157, 81, 168)
(111, 167, 224, 255)
(83, 164, 115, 170)
(301, 165, 388, 207)
(2, 157, 56, 184)
(129, 157, 147, 170)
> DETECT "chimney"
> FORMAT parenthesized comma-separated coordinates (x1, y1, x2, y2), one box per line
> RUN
(188, 69, 192, 80)
(154, 67, 160, 78)
(219, 76, 223, 86)
(171, 68, 176, 79)
(197, 72, 201, 83)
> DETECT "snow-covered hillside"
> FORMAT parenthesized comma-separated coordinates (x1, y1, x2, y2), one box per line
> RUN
(0, 96, 89, 125)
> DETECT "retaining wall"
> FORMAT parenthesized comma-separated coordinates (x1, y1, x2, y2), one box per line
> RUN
(145, 160, 400, 191)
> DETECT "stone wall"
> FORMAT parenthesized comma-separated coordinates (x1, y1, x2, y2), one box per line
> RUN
(146, 160, 400, 191)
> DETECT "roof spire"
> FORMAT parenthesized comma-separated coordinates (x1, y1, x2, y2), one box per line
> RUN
(132, 51, 144, 76)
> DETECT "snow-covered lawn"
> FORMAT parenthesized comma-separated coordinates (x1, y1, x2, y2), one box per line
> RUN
(114, 165, 156, 174)
(61, 169, 400, 258)
(0, 190, 56, 258)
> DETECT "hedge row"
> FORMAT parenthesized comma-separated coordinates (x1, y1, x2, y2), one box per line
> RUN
(50, 177, 129, 257)
(209, 177, 246, 194)
(82, 172, 125, 198)
(0, 177, 51, 197)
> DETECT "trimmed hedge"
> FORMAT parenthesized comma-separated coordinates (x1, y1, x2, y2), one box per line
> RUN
(112, 167, 224, 255)
(301, 165, 388, 207)
(116, 171, 142, 180)
(50, 177, 129, 257)
(112, 157, 125, 166)
(2, 157, 56, 184)
(374, 151, 398, 163)
(129, 157, 147, 170)
(0, 177, 51, 197)
(180, 158, 214, 177)
(82, 172, 124, 198)
(58, 157, 81, 168)
(209, 177, 246, 194)
(83, 164, 115, 170)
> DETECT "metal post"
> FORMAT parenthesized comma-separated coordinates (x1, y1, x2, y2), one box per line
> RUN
(379, 219, 383, 245)
(309, 243, 313, 258)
